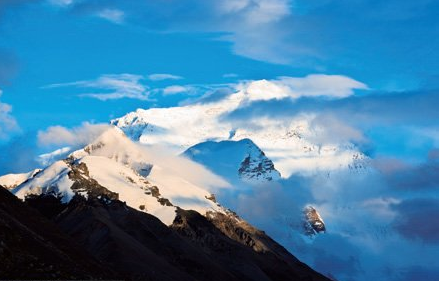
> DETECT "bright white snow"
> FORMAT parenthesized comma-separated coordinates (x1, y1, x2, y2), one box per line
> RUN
(0, 169, 41, 189)
(11, 127, 229, 225)
(13, 161, 74, 203)
(112, 79, 368, 178)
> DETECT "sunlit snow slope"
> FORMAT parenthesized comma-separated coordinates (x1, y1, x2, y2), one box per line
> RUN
(12, 127, 229, 225)
(0, 169, 41, 190)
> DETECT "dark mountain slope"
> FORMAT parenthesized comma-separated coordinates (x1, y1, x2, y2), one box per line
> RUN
(2, 183, 331, 281)
(54, 196, 238, 281)
(173, 209, 329, 281)
(0, 185, 115, 280)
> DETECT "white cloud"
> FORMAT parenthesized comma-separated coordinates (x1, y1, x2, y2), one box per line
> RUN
(96, 8, 125, 24)
(416, 127, 439, 146)
(162, 85, 189, 95)
(48, 1, 125, 24)
(277, 74, 369, 98)
(215, 0, 299, 64)
(37, 122, 110, 147)
(147, 73, 183, 81)
(47, 0, 300, 64)
(223, 73, 238, 78)
(238, 74, 368, 101)
(239, 79, 290, 101)
(0, 89, 19, 139)
(45, 74, 150, 100)
(308, 113, 367, 145)
(229, 0, 290, 25)
(48, 0, 75, 7)
(113, 74, 369, 177)
(44, 73, 229, 100)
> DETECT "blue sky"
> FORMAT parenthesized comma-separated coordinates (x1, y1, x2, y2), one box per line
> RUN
(0, 0, 436, 167)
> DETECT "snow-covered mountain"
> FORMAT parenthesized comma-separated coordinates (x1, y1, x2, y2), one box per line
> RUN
(0, 169, 41, 190)
(12, 127, 229, 225)
(183, 138, 281, 184)
(111, 79, 369, 178)
(183, 138, 329, 239)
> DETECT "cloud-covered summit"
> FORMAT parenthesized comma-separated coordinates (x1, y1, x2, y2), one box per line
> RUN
(110, 74, 369, 177)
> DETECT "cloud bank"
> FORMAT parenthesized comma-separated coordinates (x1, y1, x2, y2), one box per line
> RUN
(237, 74, 368, 101)
(216, 153, 439, 281)
(37, 122, 110, 147)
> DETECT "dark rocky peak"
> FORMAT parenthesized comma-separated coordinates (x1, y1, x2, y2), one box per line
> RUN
(303, 206, 326, 236)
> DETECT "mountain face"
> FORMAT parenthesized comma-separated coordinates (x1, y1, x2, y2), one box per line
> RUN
(12, 127, 226, 225)
(1, 127, 331, 280)
(0, 185, 116, 280)
(16, 191, 330, 281)
(183, 140, 328, 238)
(111, 80, 369, 178)
(0, 169, 41, 190)
(183, 139, 281, 184)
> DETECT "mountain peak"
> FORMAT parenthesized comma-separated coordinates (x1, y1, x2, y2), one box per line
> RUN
(12, 128, 228, 225)
(303, 205, 326, 236)
(111, 88, 369, 178)
(184, 138, 281, 184)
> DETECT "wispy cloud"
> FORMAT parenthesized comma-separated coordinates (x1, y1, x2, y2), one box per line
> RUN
(96, 8, 124, 24)
(276, 74, 368, 98)
(37, 122, 110, 147)
(224, 88, 439, 129)
(39, 0, 439, 88)
(44, 73, 231, 101)
(162, 85, 189, 95)
(147, 73, 183, 81)
(48, 0, 75, 7)
(44, 73, 150, 100)
(223, 73, 238, 78)
(48, 0, 125, 24)
(43, 0, 301, 64)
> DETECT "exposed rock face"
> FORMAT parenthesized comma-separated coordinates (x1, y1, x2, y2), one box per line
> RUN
(303, 206, 326, 236)
(238, 150, 279, 182)
(66, 160, 119, 201)
(0, 185, 115, 280)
